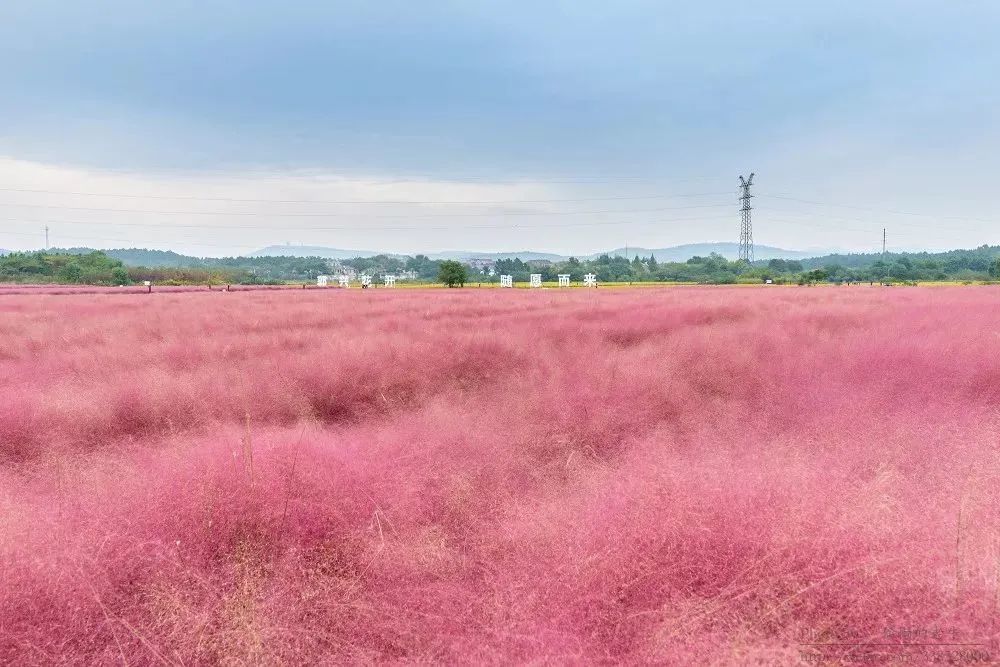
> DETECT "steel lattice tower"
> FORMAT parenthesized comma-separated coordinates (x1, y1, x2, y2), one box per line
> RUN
(738, 173, 755, 264)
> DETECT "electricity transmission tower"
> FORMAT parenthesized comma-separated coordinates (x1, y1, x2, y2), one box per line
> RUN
(738, 173, 754, 263)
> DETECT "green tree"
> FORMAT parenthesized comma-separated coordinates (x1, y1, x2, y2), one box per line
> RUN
(438, 260, 468, 287)
(111, 266, 131, 285)
(801, 268, 828, 285)
(989, 257, 1000, 278)
(61, 262, 83, 283)
(871, 260, 889, 282)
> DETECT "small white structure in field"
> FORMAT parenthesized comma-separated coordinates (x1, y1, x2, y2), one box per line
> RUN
(384, 275, 396, 287)
(338, 275, 350, 288)
(557, 274, 570, 287)
(584, 273, 597, 288)
(765, 279, 773, 284)
(316, 275, 329, 287)
(360, 274, 372, 288)
(500, 275, 513, 288)
(143, 280, 151, 287)
(530, 274, 542, 288)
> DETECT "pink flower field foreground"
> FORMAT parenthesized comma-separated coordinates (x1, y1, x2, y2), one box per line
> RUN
(2, 286, 1000, 665)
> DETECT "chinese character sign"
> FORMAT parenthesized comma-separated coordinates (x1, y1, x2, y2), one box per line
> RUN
(339, 276, 350, 288)
(557, 274, 570, 287)
(584, 273, 597, 287)
(384, 275, 396, 287)
(316, 275, 329, 287)
(500, 275, 513, 288)
(360, 275, 372, 288)
(530, 274, 542, 288)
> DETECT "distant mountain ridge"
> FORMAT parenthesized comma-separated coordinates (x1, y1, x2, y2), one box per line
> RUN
(250, 243, 816, 262)
(252, 245, 384, 259)
(26, 243, 828, 265)
(597, 243, 815, 262)
(15, 245, 998, 278)
(428, 250, 566, 261)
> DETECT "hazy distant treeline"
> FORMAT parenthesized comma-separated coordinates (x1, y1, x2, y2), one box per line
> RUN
(2, 245, 998, 285)
(490, 248, 1000, 284)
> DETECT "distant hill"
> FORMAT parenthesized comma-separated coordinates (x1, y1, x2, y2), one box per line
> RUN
(251, 246, 564, 261)
(428, 250, 566, 262)
(597, 243, 815, 262)
(248, 243, 814, 263)
(252, 245, 385, 259)
(102, 248, 204, 267)
(53, 243, 997, 272)
(53, 247, 215, 267)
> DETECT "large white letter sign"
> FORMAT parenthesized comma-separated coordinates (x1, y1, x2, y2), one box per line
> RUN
(557, 274, 570, 287)
(584, 273, 597, 287)
(500, 275, 513, 288)
(384, 275, 397, 287)
(530, 274, 542, 288)
(339, 275, 350, 288)
(360, 275, 372, 288)
(316, 275, 329, 287)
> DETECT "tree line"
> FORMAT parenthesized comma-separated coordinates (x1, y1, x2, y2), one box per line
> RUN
(0, 250, 453, 286)
(1, 246, 998, 286)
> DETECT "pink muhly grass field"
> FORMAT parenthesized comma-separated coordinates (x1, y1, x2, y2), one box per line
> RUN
(2, 286, 1000, 664)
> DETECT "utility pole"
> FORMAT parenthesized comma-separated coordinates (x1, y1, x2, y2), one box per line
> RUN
(45, 225, 49, 251)
(880, 228, 887, 286)
(738, 173, 755, 264)
(626, 241, 631, 285)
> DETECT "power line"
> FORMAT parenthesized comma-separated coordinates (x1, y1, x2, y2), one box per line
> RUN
(763, 215, 994, 246)
(0, 213, 737, 251)
(0, 212, 735, 235)
(763, 215, 882, 235)
(2, 162, 720, 185)
(366, 174, 721, 185)
(758, 204, 990, 233)
(758, 193, 1000, 225)
(0, 201, 734, 219)
(761, 216, 1000, 251)
(0, 187, 732, 205)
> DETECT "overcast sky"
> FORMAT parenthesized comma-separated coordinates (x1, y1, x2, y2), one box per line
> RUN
(1, 1, 999, 257)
